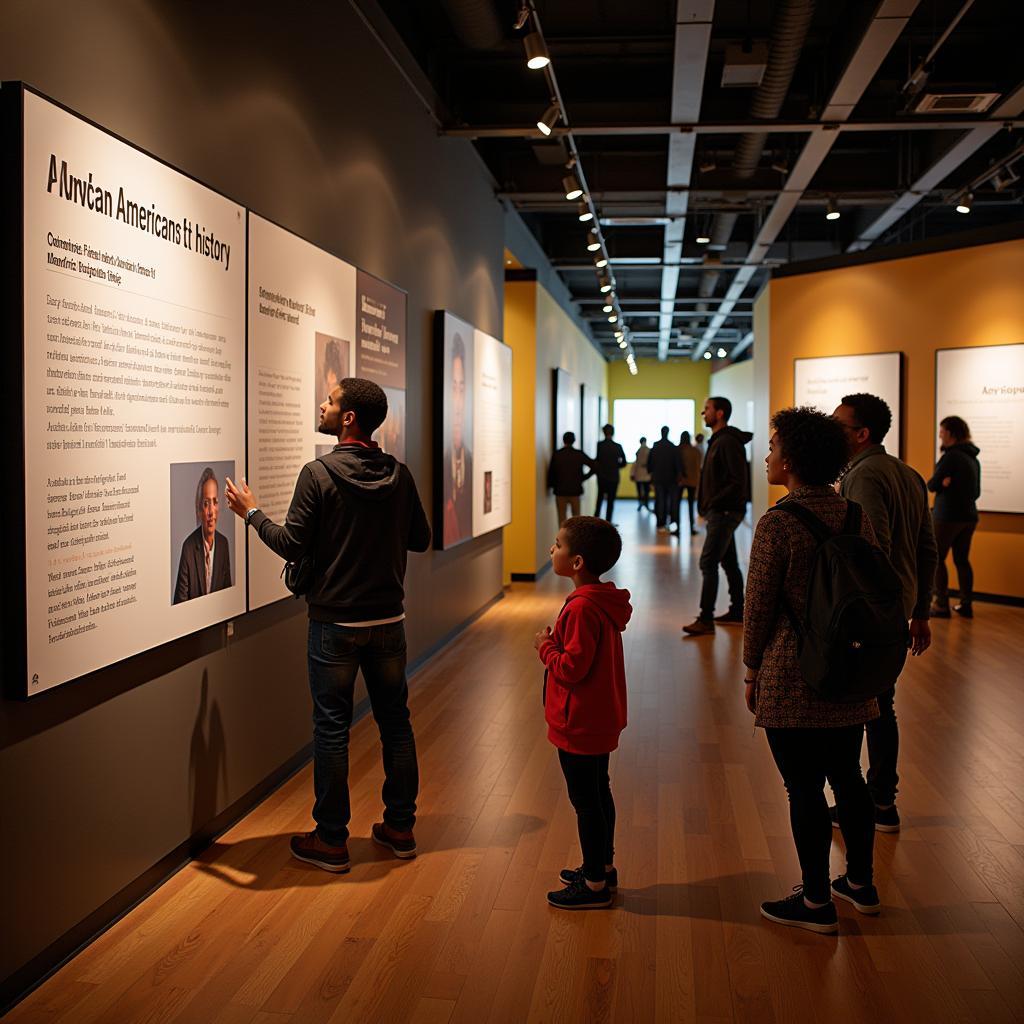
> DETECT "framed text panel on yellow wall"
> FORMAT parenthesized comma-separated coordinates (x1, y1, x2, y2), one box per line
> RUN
(935, 343, 1024, 514)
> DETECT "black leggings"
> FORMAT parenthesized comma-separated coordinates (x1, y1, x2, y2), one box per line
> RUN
(766, 725, 875, 904)
(934, 520, 976, 606)
(558, 749, 615, 883)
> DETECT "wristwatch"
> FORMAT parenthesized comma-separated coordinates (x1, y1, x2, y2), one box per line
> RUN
(245, 507, 260, 524)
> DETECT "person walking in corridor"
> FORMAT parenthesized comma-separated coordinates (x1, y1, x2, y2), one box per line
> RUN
(683, 398, 752, 635)
(594, 424, 627, 522)
(832, 393, 937, 833)
(548, 431, 595, 525)
(649, 426, 681, 534)
(630, 437, 652, 511)
(928, 415, 980, 619)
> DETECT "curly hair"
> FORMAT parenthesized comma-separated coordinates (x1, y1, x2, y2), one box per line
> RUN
(562, 516, 622, 577)
(771, 406, 851, 486)
(339, 377, 389, 434)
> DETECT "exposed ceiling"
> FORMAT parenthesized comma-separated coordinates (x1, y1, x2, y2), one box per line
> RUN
(377, 0, 1024, 363)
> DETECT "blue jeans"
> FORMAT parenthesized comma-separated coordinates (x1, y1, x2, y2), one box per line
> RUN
(699, 510, 745, 620)
(307, 620, 418, 844)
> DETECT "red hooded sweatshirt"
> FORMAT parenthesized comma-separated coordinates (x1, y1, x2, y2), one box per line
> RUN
(538, 582, 633, 755)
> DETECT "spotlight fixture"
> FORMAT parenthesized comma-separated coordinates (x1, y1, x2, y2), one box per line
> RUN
(512, 5, 530, 30)
(562, 173, 583, 201)
(696, 235, 711, 245)
(577, 202, 593, 222)
(716, 347, 727, 358)
(614, 329, 624, 338)
(524, 32, 550, 70)
(594, 254, 608, 269)
(955, 192, 972, 214)
(618, 339, 627, 349)
(607, 314, 618, 323)
(602, 302, 614, 313)
(703, 351, 712, 360)
(536, 103, 560, 136)
(698, 157, 717, 174)
(825, 197, 841, 221)
(587, 230, 601, 252)
(629, 363, 638, 375)
(599, 276, 612, 293)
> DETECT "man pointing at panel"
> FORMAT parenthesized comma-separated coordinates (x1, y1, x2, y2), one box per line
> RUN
(226, 377, 431, 872)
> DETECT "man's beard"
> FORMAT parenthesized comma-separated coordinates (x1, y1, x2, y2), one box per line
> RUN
(317, 420, 339, 437)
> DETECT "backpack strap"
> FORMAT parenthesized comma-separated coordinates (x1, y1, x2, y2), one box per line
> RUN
(843, 500, 862, 536)
(774, 500, 832, 544)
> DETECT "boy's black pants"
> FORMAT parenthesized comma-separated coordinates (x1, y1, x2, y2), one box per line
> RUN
(558, 749, 615, 884)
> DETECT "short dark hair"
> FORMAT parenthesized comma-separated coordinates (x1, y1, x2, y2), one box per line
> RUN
(660, 425, 670, 437)
(680, 430, 691, 444)
(603, 423, 614, 436)
(639, 436, 647, 444)
(771, 406, 851, 486)
(841, 393, 892, 444)
(695, 433, 704, 443)
(563, 431, 576, 445)
(562, 516, 622, 577)
(940, 415, 971, 442)
(708, 396, 732, 421)
(339, 377, 388, 434)
(194, 466, 218, 526)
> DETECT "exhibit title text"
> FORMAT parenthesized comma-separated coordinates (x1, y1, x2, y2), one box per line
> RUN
(46, 154, 232, 270)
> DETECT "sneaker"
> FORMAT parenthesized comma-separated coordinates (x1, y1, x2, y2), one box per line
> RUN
(829, 803, 901, 833)
(831, 875, 881, 915)
(547, 879, 613, 910)
(682, 617, 715, 635)
(954, 603, 973, 619)
(930, 603, 952, 619)
(874, 805, 901, 833)
(713, 610, 744, 626)
(371, 821, 417, 858)
(559, 865, 618, 891)
(289, 830, 350, 873)
(760, 887, 838, 934)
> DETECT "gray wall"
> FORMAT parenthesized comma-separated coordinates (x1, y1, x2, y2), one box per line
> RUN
(0, 0, 505, 999)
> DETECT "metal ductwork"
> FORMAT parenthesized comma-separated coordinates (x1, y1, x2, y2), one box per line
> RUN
(439, 0, 505, 50)
(694, 0, 815, 324)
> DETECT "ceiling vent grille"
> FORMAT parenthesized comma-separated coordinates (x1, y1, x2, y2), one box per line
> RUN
(914, 92, 999, 114)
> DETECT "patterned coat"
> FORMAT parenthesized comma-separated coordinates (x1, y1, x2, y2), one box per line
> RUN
(743, 486, 881, 729)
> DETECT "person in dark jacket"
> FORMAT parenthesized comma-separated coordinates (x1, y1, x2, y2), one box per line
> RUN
(677, 430, 702, 536)
(648, 426, 682, 532)
(173, 466, 232, 603)
(745, 407, 881, 934)
(226, 378, 431, 873)
(928, 415, 981, 618)
(548, 431, 595, 525)
(593, 424, 627, 522)
(630, 437, 652, 510)
(683, 397, 752, 634)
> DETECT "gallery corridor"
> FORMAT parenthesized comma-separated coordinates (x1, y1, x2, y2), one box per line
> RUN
(10, 512, 1023, 1024)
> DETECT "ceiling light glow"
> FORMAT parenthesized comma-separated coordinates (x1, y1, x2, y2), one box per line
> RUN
(537, 103, 559, 136)
(524, 32, 550, 70)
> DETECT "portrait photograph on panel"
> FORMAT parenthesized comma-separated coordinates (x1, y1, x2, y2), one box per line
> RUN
(442, 323, 474, 547)
(379, 386, 407, 463)
(314, 332, 351, 430)
(169, 461, 236, 604)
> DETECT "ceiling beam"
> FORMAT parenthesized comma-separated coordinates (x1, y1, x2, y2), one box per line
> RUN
(847, 80, 1024, 251)
(659, 2, 715, 361)
(442, 117, 1024, 139)
(693, 0, 922, 359)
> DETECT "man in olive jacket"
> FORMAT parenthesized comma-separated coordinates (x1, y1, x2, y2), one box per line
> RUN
(834, 392, 937, 834)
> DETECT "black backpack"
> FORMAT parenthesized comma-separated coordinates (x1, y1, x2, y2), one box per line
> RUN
(777, 501, 908, 704)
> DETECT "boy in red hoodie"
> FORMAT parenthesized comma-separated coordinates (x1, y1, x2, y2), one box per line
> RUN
(534, 516, 632, 909)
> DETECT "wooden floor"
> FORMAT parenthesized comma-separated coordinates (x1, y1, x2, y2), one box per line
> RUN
(10, 512, 1024, 1023)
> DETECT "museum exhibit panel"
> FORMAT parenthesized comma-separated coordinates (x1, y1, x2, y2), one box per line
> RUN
(434, 310, 513, 549)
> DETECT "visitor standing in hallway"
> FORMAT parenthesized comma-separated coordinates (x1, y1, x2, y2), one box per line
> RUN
(648, 426, 681, 533)
(594, 424, 627, 522)
(928, 415, 980, 619)
(535, 516, 632, 910)
(678, 430, 701, 536)
(630, 436, 652, 510)
(226, 378, 431, 873)
(683, 397, 751, 635)
(745, 407, 882, 935)
(833, 393, 937, 833)
(547, 431, 595, 525)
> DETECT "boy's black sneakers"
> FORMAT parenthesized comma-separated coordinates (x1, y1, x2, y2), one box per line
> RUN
(831, 875, 881, 914)
(829, 803, 901, 833)
(760, 887, 838, 934)
(547, 879, 613, 910)
(559, 865, 618, 891)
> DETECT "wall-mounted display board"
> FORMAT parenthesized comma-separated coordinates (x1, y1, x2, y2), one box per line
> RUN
(552, 367, 576, 450)
(247, 216, 407, 608)
(434, 311, 512, 549)
(935, 343, 1024, 514)
(5, 85, 247, 696)
(794, 352, 904, 455)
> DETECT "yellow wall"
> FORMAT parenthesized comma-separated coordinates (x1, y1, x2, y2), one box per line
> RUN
(502, 280, 608, 579)
(606, 357, 712, 495)
(766, 236, 1024, 599)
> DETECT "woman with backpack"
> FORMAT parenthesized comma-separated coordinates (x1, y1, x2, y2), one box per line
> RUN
(743, 407, 883, 935)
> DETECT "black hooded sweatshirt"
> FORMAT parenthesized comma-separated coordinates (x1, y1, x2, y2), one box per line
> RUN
(249, 443, 431, 622)
(927, 442, 981, 522)
(696, 425, 753, 515)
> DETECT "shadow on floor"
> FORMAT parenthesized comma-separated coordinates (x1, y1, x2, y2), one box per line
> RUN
(193, 812, 547, 890)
